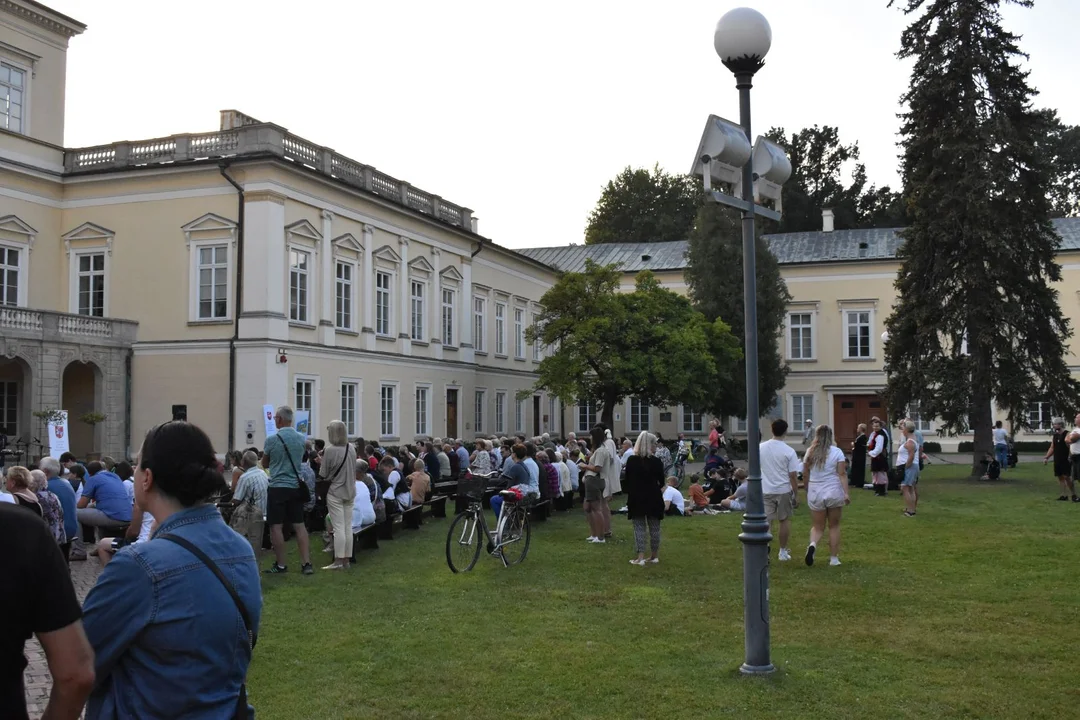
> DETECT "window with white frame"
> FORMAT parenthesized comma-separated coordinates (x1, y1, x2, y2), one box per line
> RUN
(790, 394, 814, 430)
(375, 271, 391, 336)
(335, 261, 353, 330)
(577, 400, 596, 432)
(295, 378, 313, 429)
(475, 390, 485, 434)
(681, 407, 704, 433)
(415, 386, 430, 436)
(495, 392, 506, 433)
(906, 402, 932, 432)
(441, 288, 455, 346)
(629, 398, 649, 433)
(0, 246, 19, 307)
(380, 384, 397, 437)
(474, 297, 486, 352)
(515, 398, 524, 432)
(734, 417, 748, 433)
(844, 310, 872, 359)
(76, 252, 106, 317)
(788, 312, 813, 360)
(495, 302, 506, 355)
(514, 308, 525, 359)
(1026, 400, 1054, 431)
(289, 249, 310, 323)
(340, 382, 358, 436)
(197, 245, 228, 320)
(0, 380, 17, 436)
(410, 281, 425, 341)
(0, 62, 25, 134)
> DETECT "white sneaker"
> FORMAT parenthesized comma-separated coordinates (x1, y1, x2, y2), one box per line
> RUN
(829, 556, 841, 566)
(590, 537, 606, 544)
(586, 536, 598, 542)
(778, 548, 791, 562)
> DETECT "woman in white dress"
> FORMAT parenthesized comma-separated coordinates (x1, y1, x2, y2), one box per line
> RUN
(801, 424, 850, 567)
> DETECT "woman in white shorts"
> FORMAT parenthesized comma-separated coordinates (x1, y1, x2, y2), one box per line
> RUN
(801, 424, 850, 567)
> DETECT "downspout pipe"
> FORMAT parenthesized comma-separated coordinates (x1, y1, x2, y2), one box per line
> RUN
(220, 163, 244, 452)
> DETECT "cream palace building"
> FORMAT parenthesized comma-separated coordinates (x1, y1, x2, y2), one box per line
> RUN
(2, 0, 1078, 459)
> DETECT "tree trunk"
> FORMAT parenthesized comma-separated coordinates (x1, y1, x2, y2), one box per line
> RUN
(600, 391, 618, 433)
(969, 343, 995, 478)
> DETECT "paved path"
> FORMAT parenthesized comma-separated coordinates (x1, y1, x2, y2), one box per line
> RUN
(24, 557, 102, 719)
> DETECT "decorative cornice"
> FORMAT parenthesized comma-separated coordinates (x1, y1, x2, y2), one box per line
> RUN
(0, 0, 86, 39)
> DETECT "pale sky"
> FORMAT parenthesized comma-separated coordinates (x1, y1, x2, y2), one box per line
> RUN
(50, 0, 1080, 249)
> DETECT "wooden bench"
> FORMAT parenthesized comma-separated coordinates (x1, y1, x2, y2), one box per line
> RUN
(423, 495, 448, 519)
(402, 503, 425, 530)
(529, 499, 552, 522)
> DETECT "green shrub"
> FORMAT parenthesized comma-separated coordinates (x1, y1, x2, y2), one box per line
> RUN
(923, 441, 942, 453)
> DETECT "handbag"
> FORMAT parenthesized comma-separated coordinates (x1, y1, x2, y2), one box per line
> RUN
(278, 435, 310, 503)
(230, 498, 261, 536)
(158, 533, 256, 720)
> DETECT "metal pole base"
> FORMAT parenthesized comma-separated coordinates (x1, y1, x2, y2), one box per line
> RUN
(739, 662, 777, 676)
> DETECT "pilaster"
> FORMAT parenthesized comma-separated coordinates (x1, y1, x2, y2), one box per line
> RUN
(239, 191, 289, 340)
(398, 236, 411, 355)
(430, 248, 443, 360)
(319, 209, 336, 346)
(361, 224, 375, 351)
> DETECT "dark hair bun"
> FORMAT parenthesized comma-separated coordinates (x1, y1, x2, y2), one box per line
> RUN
(140, 421, 224, 506)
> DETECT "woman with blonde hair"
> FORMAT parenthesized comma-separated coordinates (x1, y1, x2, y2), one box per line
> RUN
(623, 431, 665, 565)
(4, 465, 41, 516)
(320, 420, 357, 570)
(801, 424, 850, 567)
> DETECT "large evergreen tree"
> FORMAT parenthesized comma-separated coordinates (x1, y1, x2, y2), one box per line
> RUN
(884, 0, 1080, 475)
(685, 203, 791, 422)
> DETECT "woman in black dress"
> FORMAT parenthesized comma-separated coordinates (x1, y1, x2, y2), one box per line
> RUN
(850, 423, 868, 487)
(624, 431, 666, 566)
(1043, 418, 1078, 501)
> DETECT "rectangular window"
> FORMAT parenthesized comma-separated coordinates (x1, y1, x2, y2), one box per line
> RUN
(475, 390, 485, 434)
(515, 398, 524, 432)
(0, 380, 16, 436)
(845, 310, 872, 358)
(441, 288, 455, 346)
(0, 246, 19, 307)
(577, 401, 596, 433)
(375, 271, 391, 336)
(0, 62, 25, 134)
(415, 386, 430, 436)
(495, 391, 506, 433)
(289, 249, 310, 323)
(514, 308, 525, 359)
(335, 262, 353, 330)
(905, 402, 932, 432)
(788, 312, 813, 360)
(410, 281, 425, 341)
(791, 394, 814, 430)
(1025, 401, 1054, 431)
(629, 398, 649, 433)
(380, 384, 396, 437)
(473, 297, 486, 352)
(77, 252, 106, 317)
(197, 245, 228, 320)
(495, 302, 506, 355)
(295, 379, 313, 429)
(681, 407, 704, 433)
(340, 382, 357, 436)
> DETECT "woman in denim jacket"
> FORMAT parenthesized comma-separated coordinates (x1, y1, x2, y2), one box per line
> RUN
(82, 422, 262, 719)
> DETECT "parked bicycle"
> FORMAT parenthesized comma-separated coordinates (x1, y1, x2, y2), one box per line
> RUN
(446, 470, 531, 572)
(672, 439, 708, 487)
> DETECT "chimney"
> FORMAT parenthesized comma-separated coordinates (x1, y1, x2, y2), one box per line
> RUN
(470, 217, 479, 234)
(822, 208, 835, 233)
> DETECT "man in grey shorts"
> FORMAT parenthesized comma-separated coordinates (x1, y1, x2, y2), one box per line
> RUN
(759, 418, 801, 562)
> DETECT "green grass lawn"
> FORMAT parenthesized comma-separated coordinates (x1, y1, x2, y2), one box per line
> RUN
(248, 464, 1080, 719)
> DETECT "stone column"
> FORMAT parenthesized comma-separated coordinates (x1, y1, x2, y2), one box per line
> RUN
(319, 209, 335, 346)
(398, 236, 411, 354)
(460, 260, 474, 364)
(239, 191, 288, 341)
(431, 248, 443, 360)
(361, 224, 375, 351)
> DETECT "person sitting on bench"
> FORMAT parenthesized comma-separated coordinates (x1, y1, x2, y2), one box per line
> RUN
(490, 444, 538, 522)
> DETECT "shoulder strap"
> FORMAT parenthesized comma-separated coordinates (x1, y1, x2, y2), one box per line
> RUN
(278, 434, 302, 485)
(325, 450, 349, 484)
(158, 533, 257, 650)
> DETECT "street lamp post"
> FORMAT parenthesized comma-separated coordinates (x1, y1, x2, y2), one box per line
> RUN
(714, 7, 776, 675)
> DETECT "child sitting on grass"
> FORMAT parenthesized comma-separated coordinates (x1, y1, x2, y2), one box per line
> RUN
(687, 473, 715, 513)
(719, 469, 749, 512)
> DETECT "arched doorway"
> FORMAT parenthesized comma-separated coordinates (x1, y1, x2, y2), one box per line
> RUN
(62, 361, 102, 459)
(0, 356, 32, 459)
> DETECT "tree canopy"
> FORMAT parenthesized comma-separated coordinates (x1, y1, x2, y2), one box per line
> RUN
(584, 165, 703, 245)
(685, 203, 791, 421)
(1034, 108, 1080, 218)
(883, 0, 1080, 475)
(526, 261, 742, 430)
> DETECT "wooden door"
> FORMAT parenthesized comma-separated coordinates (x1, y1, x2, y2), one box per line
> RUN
(446, 389, 458, 439)
(832, 395, 887, 452)
(533, 396, 541, 437)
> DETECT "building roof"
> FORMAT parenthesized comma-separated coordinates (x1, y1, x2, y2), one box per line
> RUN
(517, 218, 1080, 273)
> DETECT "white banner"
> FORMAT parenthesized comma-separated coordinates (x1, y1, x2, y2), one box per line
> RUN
(263, 404, 277, 438)
(48, 411, 70, 456)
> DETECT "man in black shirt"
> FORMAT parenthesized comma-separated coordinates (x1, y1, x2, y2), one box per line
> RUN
(1, 504, 94, 719)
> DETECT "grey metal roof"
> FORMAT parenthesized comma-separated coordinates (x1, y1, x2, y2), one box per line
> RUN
(517, 217, 1080, 273)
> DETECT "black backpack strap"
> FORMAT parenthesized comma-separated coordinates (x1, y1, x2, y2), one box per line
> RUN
(278, 434, 302, 487)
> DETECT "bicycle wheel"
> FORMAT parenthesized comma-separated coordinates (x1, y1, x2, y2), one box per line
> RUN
(446, 511, 483, 573)
(497, 507, 531, 567)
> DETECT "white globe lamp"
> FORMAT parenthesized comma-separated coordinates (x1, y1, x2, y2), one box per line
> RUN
(714, 7, 772, 75)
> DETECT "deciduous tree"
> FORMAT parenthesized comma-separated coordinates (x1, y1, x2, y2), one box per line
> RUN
(584, 165, 703, 245)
